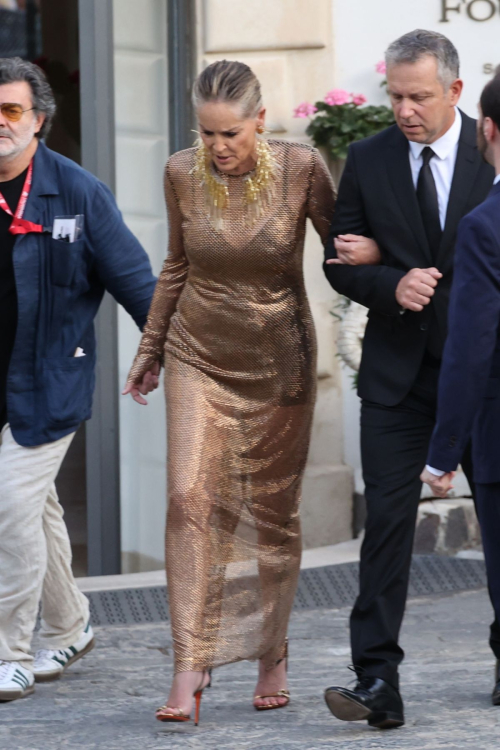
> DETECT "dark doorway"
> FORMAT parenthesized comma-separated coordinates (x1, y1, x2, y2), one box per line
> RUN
(0, 0, 87, 576)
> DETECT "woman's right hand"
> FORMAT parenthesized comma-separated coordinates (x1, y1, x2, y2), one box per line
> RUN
(122, 362, 160, 405)
(327, 235, 382, 266)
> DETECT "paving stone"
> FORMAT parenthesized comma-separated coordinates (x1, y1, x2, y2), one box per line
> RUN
(1, 589, 499, 749)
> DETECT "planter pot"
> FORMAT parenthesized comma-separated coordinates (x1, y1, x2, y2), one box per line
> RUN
(337, 300, 368, 373)
(318, 148, 346, 187)
(328, 156, 346, 188)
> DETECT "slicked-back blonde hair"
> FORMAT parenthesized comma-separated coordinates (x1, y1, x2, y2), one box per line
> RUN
(193, 60, 263, 119)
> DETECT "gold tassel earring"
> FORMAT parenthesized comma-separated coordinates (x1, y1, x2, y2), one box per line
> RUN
(191, 139, 229, 232)
(243, 140, 277, 225)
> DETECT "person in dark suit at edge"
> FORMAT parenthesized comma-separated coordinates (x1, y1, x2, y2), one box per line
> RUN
(421, 72, 500, 706)
(322, 30, 494, 728)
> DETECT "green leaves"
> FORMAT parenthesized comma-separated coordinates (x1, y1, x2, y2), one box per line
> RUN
(305, 102, 395, 161)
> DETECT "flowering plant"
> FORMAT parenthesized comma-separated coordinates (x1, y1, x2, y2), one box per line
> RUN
(294, 63, 394, 161)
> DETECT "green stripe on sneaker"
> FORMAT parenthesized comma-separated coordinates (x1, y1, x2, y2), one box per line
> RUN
(12, 671, 28, 689)
(52, 656, 66, 667)
(14, 670, 28, 686)
(68, 646, 78, 656)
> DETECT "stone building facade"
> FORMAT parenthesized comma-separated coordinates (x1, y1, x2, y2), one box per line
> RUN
(116, 0, 500, 570)
(7, 0, 497, 574)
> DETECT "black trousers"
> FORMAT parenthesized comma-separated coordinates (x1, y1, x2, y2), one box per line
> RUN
(475, 483, 500, 659)
(351, 364, 475, 689)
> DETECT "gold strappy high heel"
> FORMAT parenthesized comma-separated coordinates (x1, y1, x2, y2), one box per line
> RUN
(156, 670, 212, 725)
(254, 688, 291, 711)
(254, 641, 290, 711)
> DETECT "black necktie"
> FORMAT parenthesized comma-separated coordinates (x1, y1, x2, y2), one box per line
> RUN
(416, 146, 442, 261)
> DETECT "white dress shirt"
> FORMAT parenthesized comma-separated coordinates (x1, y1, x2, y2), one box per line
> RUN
(426, 169, 499, 478)
(408, 108, 462, 230)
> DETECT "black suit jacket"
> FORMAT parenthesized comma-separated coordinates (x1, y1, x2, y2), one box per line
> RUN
(324, 111, 494, 406)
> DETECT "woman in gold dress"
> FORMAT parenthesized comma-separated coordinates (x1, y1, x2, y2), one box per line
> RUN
(124, 60, 337, 723)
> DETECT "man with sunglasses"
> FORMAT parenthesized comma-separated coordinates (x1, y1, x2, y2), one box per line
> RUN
(0, 57, 157, 701)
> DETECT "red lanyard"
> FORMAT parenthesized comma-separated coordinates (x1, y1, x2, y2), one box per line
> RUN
(0, 160, 43, 235)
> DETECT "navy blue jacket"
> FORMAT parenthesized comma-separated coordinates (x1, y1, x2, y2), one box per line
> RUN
(8, 142, 156, 447)
(427, 181, 500, 483)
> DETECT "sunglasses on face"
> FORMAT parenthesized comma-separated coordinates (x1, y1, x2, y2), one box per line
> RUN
(0, 103, 36, 122)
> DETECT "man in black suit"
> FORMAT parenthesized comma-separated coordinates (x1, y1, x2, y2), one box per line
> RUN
(421, 74, 500, 705)
(323, 29, 494, 729)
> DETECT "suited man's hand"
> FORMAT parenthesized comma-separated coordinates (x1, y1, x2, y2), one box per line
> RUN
(396, 268, 442, 312)
(327, 235, 382, 266)
(420, 468, 456, 498)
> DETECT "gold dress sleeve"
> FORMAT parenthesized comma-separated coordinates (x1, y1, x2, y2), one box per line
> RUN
(306, 148, 337, 245)
(127, 159, 189, 384)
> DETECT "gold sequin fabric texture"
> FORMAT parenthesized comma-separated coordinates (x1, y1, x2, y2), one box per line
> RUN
(128, 141, 336, 673)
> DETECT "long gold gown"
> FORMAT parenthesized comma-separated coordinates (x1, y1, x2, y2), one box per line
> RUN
(128, 140, 336, 673)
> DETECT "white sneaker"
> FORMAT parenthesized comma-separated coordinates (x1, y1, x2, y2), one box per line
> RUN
(33, 622, 95, 683)
(0, 661, 35, 701)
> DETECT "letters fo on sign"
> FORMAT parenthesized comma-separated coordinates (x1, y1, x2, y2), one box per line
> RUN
(440, 0, 500, 22)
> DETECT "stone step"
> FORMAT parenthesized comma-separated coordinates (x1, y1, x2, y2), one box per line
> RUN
(414, 498, 482, 555)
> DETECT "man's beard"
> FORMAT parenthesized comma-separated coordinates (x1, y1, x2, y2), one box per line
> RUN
(0, 125, 36, 160)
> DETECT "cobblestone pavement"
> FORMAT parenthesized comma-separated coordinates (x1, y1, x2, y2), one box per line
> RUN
(1, 589, 500, 750)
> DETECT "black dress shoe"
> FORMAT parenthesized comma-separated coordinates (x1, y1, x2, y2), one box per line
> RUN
(324, 676, 404, 729)
(492, 661, 500, 705)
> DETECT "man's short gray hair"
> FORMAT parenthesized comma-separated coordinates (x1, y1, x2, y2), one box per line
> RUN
(0, 57, 56, 139)
(385, 30, 460, 91)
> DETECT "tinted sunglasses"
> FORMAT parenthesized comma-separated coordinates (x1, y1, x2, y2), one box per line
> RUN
(0, 103, 36, 122)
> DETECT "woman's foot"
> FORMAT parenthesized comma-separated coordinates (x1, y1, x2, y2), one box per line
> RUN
(161, 670, 211, 718)
(253, 657, 289, 709)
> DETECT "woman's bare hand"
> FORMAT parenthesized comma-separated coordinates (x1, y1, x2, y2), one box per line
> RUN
(122, 362, 160, 405)
(327, 235, 382, 266)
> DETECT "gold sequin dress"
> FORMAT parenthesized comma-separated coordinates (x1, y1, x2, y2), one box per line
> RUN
(128, 141, 336, 673)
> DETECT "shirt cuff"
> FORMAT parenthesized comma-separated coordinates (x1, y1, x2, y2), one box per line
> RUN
(426, 465, 445, 477)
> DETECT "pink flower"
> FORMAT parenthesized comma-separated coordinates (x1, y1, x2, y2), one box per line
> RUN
(376, 60, 386, 75)
(324, 88, 351, 106)
(352, 93, 367, 106)
(293, 101, 318, 118)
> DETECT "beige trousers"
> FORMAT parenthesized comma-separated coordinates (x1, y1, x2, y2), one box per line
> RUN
(0, 425, 89, 669)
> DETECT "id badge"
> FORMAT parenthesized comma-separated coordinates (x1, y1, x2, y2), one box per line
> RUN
(52, 215, 84, 242)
